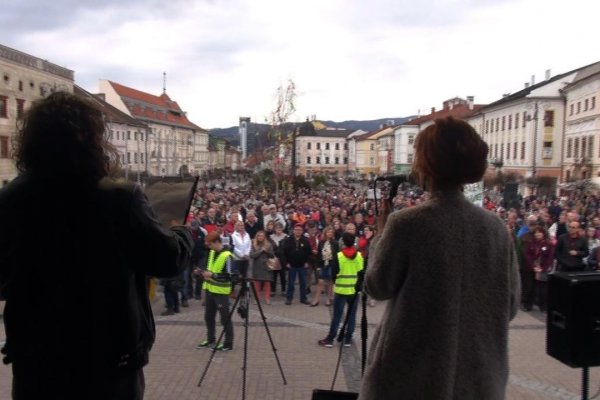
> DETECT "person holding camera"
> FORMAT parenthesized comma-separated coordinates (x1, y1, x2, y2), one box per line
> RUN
(195, 232, 235, 351)
(359, 117, 520, 400)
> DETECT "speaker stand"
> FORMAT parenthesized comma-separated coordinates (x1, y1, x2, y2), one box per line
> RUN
(582, 367, 589, 400)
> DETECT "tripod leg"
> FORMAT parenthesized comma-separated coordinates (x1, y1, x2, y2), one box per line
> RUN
(250, 280, 288, 385)
(197, 287, 243, 387)
(242, 282, 250, 400)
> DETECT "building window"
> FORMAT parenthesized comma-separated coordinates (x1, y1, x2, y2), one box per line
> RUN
(570, 104, 574, 115)
(370, 143, 375, 151)
(515, 113, 519, 128)
(16, 99, 25, 119)
(521, 142, 525, 160)
(18, 81, 23, 91)
(127, 152, 131, 164)
(0, 136, 9, 158)
(508, 115, 512, 130)
(567, 138, 573, 158)
(577, 102, 581, 113)
(0, 96, 7, 118)
(506, 143, 511, 160)
(316, 156, 320, 164)
(343, 157, 348, 164)
(501, 116, 505, 131)
(141, 153, 144, 164)
(566, 170, 571, 181)
(127, 131, 131, 140)
(134, 152, 138, 163)
(574, 137, 580, 158)
(325, 143, 330, 150)
(544, 110, 554, 127)
(522, 112, 527, 128)
(344, 143, 348, 150)
(369, 157, 374, 166)
(585, 99, 589, 111)
(500, 143, 504, 159)
(543, 142, 553, 159)
(513, 142, 518, 160)
(485, 120, 489, 133)
(408, 136, 414, 145)
(494, 143, 498, 158)
(307, 142, 311, 150)
(335, 157, 339, 164)
(592, 97, 596, 109)
(589, 136, 594, 158)
(495, 118, 499, 132)
(582, 137, 587, 158)
(335, 143, 339, 150)
(317, 143, 321, 150)
(307, 156, 311, 164)
(325, 157, 330, 164)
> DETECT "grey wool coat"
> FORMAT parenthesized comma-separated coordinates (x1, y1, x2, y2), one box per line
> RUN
(359, 190, 520, 400)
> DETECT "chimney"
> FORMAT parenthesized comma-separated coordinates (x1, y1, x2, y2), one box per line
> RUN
(525, 82, 530, 88)
(531, 75, 535, 86)
(466, 96, 474, 110)
(545, 69, 551, 80)
(431, 107, 436, 115)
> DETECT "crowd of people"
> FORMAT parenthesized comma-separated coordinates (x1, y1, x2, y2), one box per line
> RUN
(165, 170, 600, 331)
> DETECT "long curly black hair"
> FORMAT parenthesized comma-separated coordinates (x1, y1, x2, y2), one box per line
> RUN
(13, 91, 120, 182)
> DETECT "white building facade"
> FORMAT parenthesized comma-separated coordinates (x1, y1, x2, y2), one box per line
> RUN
(99, 79, 209, 176)
(561, 64, 600, 181)
(0, 44, 74, 186)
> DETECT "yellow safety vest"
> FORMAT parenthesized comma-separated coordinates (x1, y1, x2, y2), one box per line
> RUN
(204, 249, 233, 295)
(335, 251, 364, 295)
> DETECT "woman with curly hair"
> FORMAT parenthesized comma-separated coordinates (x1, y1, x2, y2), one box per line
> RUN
(0, 92, 193, 399)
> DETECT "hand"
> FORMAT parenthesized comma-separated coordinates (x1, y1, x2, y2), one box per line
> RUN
(201, 270, 213, 280)
(193, 268, 202, 276)
(569, 250, 578, 256)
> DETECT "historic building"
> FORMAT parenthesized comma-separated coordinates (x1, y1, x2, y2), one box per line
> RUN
(355, 125, 395, 177)
(294, 120, 351, 176)
(561, 63, 600, 181)
(74, 85, 148, 179)
(0, 44, 74, 186)
(99, 80, 209, 176)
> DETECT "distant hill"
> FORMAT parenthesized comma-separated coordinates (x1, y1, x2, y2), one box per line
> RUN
(209, 116, 415, 153)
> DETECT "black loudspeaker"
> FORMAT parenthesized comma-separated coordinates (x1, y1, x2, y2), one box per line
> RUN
(547, 272, 600, 367)
(312, 390, 358, 400)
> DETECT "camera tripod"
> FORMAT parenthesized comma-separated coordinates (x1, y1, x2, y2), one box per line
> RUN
(197, 278, 287, 400)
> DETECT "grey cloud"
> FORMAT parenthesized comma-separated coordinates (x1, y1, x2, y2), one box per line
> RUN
(1, 0, 207, 34)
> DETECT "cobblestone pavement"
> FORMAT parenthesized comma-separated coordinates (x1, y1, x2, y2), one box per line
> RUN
(1, 287, 599, 400)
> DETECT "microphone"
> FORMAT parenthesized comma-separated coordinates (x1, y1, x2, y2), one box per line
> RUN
(374, 173, 416, 185)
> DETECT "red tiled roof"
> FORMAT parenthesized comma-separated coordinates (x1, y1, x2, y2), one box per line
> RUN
(107, 80, 206, 131)
(402, 104, 484, 126)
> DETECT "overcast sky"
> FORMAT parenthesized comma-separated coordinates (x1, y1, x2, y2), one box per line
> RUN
(3, 0, 599, 129)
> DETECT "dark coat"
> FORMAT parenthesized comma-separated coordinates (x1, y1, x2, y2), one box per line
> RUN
(279, 235, 311, 268)
(554, 233, 589, 271)
(0, 175, 193, 396)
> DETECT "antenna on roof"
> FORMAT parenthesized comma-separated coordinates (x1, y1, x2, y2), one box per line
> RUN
(162, 72, 166, 94)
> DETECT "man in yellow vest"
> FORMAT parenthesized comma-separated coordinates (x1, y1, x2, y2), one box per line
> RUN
(318, 232, 364, 348)
(195, 232, 235, 351)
